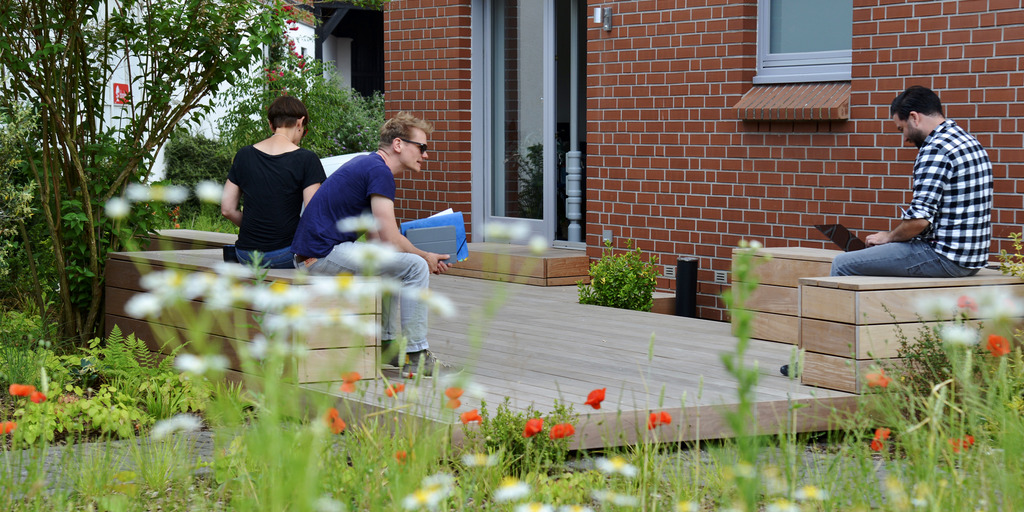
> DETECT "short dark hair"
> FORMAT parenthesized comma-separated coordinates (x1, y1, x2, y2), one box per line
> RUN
(890, 85, 943, 120)
(379, 111, 433, 149)
(267, 95, 308, 130)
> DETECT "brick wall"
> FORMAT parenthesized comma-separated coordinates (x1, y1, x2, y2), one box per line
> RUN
(385, 0, 1024, 321)
(382, 0, 474, 225)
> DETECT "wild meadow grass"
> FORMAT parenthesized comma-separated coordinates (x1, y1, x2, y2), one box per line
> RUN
(2, 187, 1023, 511)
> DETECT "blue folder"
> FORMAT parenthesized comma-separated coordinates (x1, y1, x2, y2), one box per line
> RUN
(400, 211, 469, 262)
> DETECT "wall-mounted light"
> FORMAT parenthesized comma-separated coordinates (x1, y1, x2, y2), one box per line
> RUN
(593, 7, 612, 31)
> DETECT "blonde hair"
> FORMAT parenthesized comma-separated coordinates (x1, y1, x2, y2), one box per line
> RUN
(379, 111, 433, 149)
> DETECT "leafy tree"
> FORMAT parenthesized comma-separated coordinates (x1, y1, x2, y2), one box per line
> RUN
(0, 0, 285, 342)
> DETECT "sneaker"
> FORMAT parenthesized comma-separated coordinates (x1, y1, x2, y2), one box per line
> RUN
(403, 349, 445, 378)
(381, 341, 402, 369)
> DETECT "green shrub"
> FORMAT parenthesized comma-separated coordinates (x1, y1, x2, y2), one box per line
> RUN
(577, 240, 660, 312)
(461, 397, 578, 477)
(162, 128, 234, 219)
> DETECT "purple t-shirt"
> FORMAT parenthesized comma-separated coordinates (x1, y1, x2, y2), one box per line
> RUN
(291, 152, 396, 258)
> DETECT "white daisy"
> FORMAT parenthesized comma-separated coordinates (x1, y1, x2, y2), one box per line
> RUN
(528, 235, 548, 255)
(941, 324, 979, 346)
(765, 498, 799, 512)
(151, 184, 190, 204)
(461, 453, 498, 467)
(494, 477, 531, 502)
(794, 484, 828, 501)
(124, 293, 163, 318)
(150, 413, 202, 440)
(336, 213, 379, 234)
(104, 197, 131, 219)
(125, 183, 152, 202)
(484, 221, 531, 242)
(592, 490, 638, 507)
(515, 504, 554, 512)
(174, 353, 229, 375)
(595, 456, 638, 477)
(194, 181, 223, 203)
(417, 288, 456, 318)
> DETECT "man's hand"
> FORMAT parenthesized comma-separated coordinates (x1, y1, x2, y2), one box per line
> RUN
(424, 253, 451, 274)
(865, 231, 894, 247)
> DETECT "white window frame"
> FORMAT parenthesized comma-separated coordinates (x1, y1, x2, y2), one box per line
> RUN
(754, 0, 852, 84)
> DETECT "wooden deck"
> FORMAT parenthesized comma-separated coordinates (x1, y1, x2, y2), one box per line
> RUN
(306, 273, 858, 450)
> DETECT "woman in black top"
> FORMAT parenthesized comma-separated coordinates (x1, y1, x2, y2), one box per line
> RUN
(221, 96, 326, 268)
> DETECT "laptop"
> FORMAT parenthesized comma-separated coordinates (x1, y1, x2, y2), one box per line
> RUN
(405, 225, 459, 261)
(814, 224, 866, 252)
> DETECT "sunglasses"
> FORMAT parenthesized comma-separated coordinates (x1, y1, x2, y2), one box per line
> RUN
(400, 138, 428, 153)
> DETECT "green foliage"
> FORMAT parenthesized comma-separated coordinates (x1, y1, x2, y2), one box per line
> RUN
(0, 311, 60, 389)
(998, 231, 1024, 279)
(9, 384, 153, 447)
(578, 240, 660, 312)
(162, 129, 234, 219)
(0, 0, 283, 341)
(217, 45, 384, 159)
(462, 397, 578, 477)
(892, 322, 959, 400)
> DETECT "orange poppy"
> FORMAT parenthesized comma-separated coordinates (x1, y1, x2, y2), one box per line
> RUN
(865, 369, 891, 388)
(647, 411, 672, 430)
(395, 450, 408, 463)
(874, 427, 891, 440)
(584, 388, 606, 410)
(0, 421, 15, 434)
(987, 334, 1011, 357)
(385, 383, 406, 397)
(549, 422, 575, 439)
(325, 407, 346, 434)
(30, 391, 46, 404)
(445, 387, 464, 399)
(957, 295, 978, 311)
(445, 398, 462, 409)
(8, 384, 35, 397)
(460, 409, 483, 424)
(523, 418, 543, 438)
(870, 439, 884, 452)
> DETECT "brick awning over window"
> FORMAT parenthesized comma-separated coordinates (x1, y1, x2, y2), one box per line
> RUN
(733, 82, 851, 121)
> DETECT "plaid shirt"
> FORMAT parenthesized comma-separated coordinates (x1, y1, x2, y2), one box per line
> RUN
(903, 120, 993, 268)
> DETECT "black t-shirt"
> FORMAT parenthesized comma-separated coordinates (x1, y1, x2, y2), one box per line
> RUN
(226, 145, 326, 251)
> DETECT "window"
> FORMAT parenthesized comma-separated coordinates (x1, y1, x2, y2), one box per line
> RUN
(755, 0, 852, 84)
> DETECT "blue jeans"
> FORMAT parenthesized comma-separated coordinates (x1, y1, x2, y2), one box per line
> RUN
(301, 242, 431, 353)
(831, 240, 979, 277)
(236, 246, 296, 269)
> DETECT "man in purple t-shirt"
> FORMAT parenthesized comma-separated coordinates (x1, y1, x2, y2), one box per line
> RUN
(291, 112, 450, 378)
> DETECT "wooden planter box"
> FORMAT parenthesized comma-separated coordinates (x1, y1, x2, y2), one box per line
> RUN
(104, 249, 381, 383)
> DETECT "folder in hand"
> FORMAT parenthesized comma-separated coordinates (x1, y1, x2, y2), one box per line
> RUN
(400, 210, 469, 262)
(405, 225, 459, 262)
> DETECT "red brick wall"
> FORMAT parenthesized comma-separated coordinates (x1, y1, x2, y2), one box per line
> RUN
(382, 0, 474, 226)
(386, 0, 1024, 321)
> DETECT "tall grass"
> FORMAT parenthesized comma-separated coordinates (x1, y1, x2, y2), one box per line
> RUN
(3, 192, 1024, 510)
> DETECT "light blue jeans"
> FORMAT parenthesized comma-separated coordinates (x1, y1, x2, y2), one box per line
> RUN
(830, 240, 979, 278)
(301, 242, 430, 353)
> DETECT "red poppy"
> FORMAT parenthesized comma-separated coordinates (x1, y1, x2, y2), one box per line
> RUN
(549, 422, 575, 439)
(647, 411, 672, 430)
(9, 384, 35, 397)
(874, 428, 891, 440)
(395, 450, 408, 463)
(445, 387, 464, 400)
(870, 439, 884, 451)
(523, 418, 543, 438)
(0, 421, 15, 434)
(986, 334, 1011, 357)
(957, 295, 978, 311)
(950, 435, 976, 453)
(29, 391, 46, 403)
(385, 383, 405, 397)
(584, 388, 606, 409)
(445, 398, 461, 410)
(460, 409, 482, 424)
(865, 369, 891, 388)
(325, 407, 346, 434)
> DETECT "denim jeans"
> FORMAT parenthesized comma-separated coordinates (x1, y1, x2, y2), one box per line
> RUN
(236, 246, 296, 269)
(302, 242, 430, 353)
(830, 240, 979, 278)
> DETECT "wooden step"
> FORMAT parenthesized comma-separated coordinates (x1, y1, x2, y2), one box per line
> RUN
(446, 242, 591, 286)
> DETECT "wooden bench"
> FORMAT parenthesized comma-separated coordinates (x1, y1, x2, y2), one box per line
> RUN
(139, 228, 237, 251)
(104, 249, 381, 383)
(799, 270, 1024, 393)
(732, 247, 840, 345)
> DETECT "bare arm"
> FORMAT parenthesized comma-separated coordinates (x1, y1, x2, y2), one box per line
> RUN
(865, 218, 930, 246)
(370, 195, 450, 274)
(221, 179, 243, 227)
(302, 182, 320, 208)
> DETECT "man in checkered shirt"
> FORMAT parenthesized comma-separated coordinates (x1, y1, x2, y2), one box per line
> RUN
(832, 85, 993, 277)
